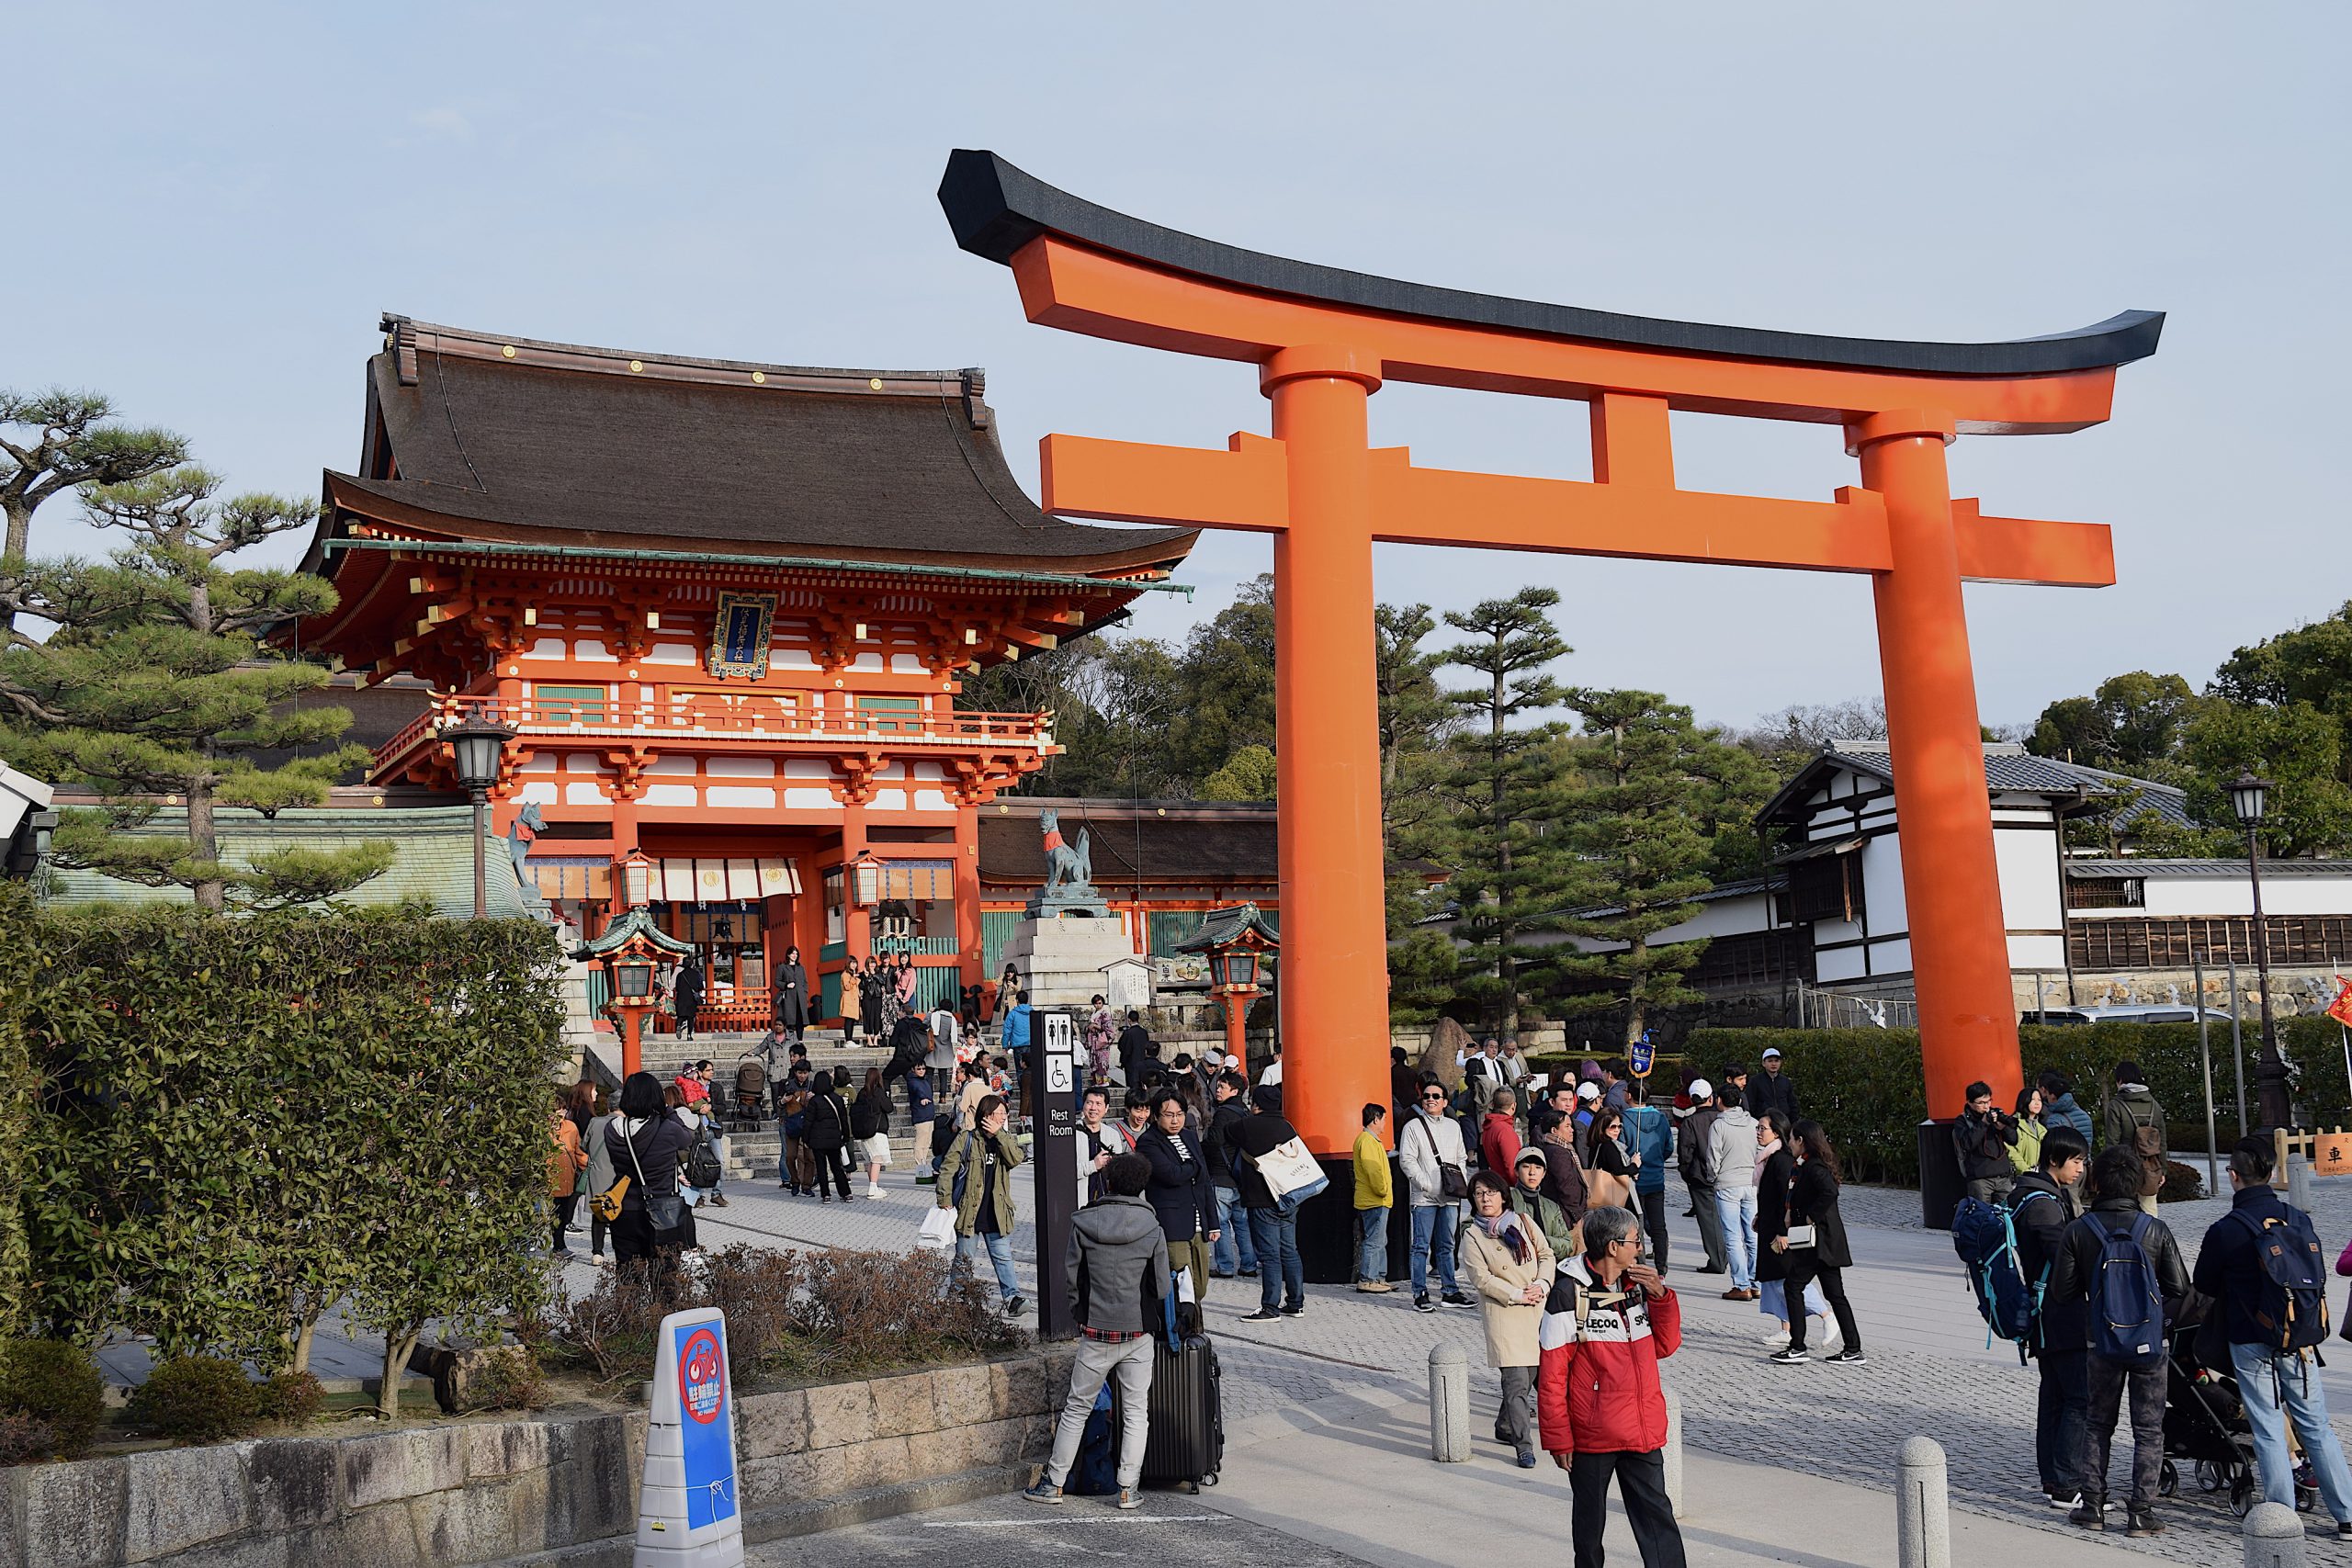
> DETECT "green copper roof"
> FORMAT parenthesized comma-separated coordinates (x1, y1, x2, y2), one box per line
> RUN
(573, 905, 697, 960)
(1172, 901, 1280, 953)
(43, 805, 535, 919)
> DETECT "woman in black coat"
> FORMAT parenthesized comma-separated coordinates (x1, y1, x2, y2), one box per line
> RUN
(1136, 1089, 1217, 1295)
(1775, 1119, 1865, 1364)
(801, 1069, 854, 1201)
(772, 945, 810, 1039)
(857, 958, 888, 1041)
(1754, 1109, 1828, 1352)
(671, 959, 704, 1042)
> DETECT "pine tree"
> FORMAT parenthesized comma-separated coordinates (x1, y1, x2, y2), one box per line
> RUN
(1436, 587, 1578, 1043)
(0, 468, 390, 909)
(1555, 690, 1745, 1048)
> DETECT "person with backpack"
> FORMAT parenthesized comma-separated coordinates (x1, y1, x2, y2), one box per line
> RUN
(2099, 1062, 2167, 1216)
(604, 1071, 695, 1277)
(936, 1093, 1027, 1313)
(2040, 1070, 2093, 1145)
(2193, 1135, 2352, 1533)
(1022, 1153, 1167, 1511)
(2046, 1145, 2192, 1538)
(1623, 1080, 1674, 1274)
(853, 1066, 893, 1199)
(2010, 1126, 2091, 1510)
(1707, 1082, 1761, 1301)
(1678, 1079, 1727, 1275)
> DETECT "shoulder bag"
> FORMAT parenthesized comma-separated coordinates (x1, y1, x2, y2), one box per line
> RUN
(622, 1119, 685, 1233)
(1412, 1116, 1470, 1202)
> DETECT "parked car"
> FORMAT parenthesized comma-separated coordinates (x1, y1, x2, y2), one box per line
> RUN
(2021, 1005, 2234, 1026)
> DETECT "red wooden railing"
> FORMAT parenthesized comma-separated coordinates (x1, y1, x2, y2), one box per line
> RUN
(377, 692, 1053, 774)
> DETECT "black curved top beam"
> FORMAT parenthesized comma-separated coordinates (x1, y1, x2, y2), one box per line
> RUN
(940, 150, 2163, 378)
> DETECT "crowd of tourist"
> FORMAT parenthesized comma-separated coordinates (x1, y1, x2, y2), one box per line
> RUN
(548, 987, 2352, 1553)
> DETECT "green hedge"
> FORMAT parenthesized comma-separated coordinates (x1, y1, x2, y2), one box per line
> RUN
(1, 897, 565, 1401)
(0, 890, 33, 1335)
(1688, 1017, 2349, 1188)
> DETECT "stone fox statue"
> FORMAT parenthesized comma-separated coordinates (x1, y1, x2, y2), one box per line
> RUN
(1039, 807, 1093, 897)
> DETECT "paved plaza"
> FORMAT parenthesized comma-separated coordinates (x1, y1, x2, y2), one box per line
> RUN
(641, 1152, 2352, 1565)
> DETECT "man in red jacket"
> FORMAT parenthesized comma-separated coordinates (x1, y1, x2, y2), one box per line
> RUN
(1538, 1205, 1687, 1568)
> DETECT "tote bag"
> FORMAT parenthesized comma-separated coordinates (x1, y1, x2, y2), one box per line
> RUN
(1256, 1136, 1330, 1206)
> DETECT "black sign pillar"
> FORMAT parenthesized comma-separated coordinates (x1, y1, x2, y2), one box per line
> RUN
(1030, 1010, 1079, 1339)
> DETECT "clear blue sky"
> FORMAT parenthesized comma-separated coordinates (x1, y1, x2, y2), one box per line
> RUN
(9, 3, 2345, 730)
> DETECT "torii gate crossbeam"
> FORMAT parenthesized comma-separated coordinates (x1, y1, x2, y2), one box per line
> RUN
(940, 150, 2161, 1175)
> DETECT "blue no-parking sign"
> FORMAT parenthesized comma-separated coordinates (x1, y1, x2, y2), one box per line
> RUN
(638, 1306, 743, 1566)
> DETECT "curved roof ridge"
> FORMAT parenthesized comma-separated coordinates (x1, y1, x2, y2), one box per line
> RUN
(940, 150, 2164, 378)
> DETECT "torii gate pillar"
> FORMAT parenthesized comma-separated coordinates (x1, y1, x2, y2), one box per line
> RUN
(939, 151, 2162, 1171)
(1264, 348, 1392, 1154)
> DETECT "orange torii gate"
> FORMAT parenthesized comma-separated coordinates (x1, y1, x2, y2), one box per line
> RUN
(941, 150, 2162, 1174)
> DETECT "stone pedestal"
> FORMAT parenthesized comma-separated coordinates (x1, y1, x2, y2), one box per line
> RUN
(1001, 908, 1136, 1008)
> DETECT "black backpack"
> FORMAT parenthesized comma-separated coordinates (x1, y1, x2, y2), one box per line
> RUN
(851, 1091, 884, 1141)
(2234, 1204, 2331, 1351)
(684, 1124, 724, 1189)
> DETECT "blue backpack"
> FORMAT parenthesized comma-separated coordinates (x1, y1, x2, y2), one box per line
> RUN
(1065, 1387, 1120, 1495)
(2233, 1205, 2331, 1351)
(1951, 1196, 2047, 1361)
(2089, 1213, 2167, 1371)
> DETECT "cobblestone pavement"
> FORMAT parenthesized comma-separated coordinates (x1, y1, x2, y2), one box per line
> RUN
(748, 1491, 1368, 1566)
(572, 1159, 2352, 1562)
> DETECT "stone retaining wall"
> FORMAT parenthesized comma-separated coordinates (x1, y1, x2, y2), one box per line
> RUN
(0, 1343, 1077, 1568)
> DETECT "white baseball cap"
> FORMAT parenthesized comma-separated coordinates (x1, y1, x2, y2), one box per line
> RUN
(1576, 1081, 1600, 1102)
(1690, 1077, 1713, 1100)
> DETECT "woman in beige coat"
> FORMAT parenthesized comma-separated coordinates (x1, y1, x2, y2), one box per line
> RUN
(1457, 1168, 1556, 1468)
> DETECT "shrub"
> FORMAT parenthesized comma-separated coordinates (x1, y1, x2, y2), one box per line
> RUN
(128, 1356, 260, 1445)
(0, 1412, 52, 1466)
(254, 1370, 323, 1426)
(0, 900, 562, 1421)
(1690, 1016, 2352, 1189)
(539, 1246, 1026, 1391)
(2160, 1158, 2204, 1203)
(0, 1337, 105, 1459)
(468, 1348, 545, 1413)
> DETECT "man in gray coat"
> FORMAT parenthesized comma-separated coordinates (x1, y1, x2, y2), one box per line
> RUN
(1024, 1154, 1169, 1510)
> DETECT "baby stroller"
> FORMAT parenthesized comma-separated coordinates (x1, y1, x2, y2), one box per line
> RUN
(2161, 1322, 2316, 1517)
(729, 1055, 770, 1132)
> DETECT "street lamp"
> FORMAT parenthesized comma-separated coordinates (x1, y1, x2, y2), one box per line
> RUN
(445, 714, 517, 919)
(2230, 771, 2292, 1132)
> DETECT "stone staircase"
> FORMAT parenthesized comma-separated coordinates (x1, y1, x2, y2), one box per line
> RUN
(633, 1029, 935, 1182)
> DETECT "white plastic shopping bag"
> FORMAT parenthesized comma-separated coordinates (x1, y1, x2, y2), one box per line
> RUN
(915, 1207, 957, 1252)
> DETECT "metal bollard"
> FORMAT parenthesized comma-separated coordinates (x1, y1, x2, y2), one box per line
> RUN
(2244, 1501, 2308, 1568)
(1428, 1343, 1469, 1462)
(1661, 1384, 1683, 1517)
(1895, 1436, 1950, 1568)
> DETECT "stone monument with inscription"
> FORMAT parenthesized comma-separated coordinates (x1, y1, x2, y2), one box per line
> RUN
(999, 808, 1136, 1007)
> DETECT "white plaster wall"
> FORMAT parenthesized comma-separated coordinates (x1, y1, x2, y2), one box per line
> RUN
(645, 644, 697, 665)
(1861, 834, 1909, 939)
(2140, 874, 2352, 918)
(517, 781, 559, 805)
(647, 756, 696, 776)
(707, 756, 776, 778)
(2008, 933, 2066, 971)
(564, 753, 601, 773)
(910, 788, 955, 813)
(784, 787, 838, 810)
(564, 783, 606, 806)
(1995, 820, 2064, 933)
(642, 784, 698, 807)
(707, 786, 778, 808)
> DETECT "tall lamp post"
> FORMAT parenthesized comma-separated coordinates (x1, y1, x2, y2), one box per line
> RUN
(574, 852, 695, 1077)
(445, 714, 516, 919)
(2231, 771, 2294, 1133)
